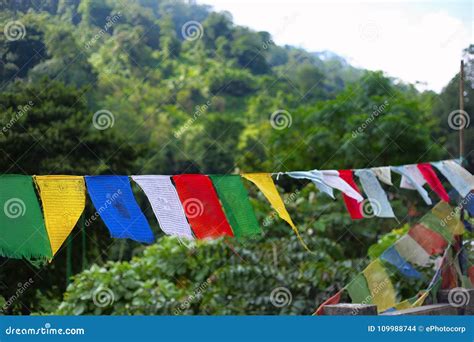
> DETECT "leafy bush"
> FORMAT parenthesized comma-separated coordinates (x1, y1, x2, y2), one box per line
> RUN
(56, 233, 358, 315)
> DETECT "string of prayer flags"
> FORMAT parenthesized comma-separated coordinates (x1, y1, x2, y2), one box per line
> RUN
(0, 158, 472, 263)
(321, 170, 364, 202)
(0, 175, 52, 260)
(172, 174, 234, 239)
(316, 202, 460, 314)
(380, 246, 421, 279)
(338, 170, 364, 220)
(417, 163, 450, 202)
(34, 176, 86, 256)
(392, 166, 432, 205)
(362, 259, 397, 312)
(432, 160, 474, 198)
(355, 169, 395, 218)
(372, 166, 392, 186)
(209, 175, 261, 238)
(131, 176, 194, 240)
(85, 176, 154, 244)
(242, 173, 311, 251)
(286, 171, 335, 199)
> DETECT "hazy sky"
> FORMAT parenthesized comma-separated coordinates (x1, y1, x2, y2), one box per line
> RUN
(198, 0, 472, 92)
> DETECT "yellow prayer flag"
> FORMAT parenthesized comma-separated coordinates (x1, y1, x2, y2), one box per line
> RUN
(362, 259, 396, 312)
(241, 173, 311, 252)
(34, 176, 86, 256)
(431, 201, 464, 235)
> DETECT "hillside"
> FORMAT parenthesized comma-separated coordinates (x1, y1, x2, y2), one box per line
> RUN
(0, 0, 471, 315)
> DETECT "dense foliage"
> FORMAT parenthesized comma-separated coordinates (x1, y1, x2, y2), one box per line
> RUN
(0, 0, 471, 314)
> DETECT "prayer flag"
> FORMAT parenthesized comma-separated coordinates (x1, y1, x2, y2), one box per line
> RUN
(173, 174, 234, 239)
(432, 160, 474, 198)
(417, 163, 449, 202)
(321, 170, 364, 202)
(242, 173, 310, 251)
(372, 167, 392, 186)
(132, 175, 194, 240)
(314, 289, 343, 315)
(394, 235, 431, 267)
(380, 246, 421, 279)
(35, 176, 86, 255)
(85, 176, 154, 243)
(0, 175, 52, 260)
(363, 259, 397, 312)
(355, 169, 395, 218)
(346, 273, 372, 304)
(408, 224, 447, 255)
(339, 169, 364, 220)
(209, 175, 261, 238)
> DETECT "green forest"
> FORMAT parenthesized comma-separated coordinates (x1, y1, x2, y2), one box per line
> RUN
(0, 0, 472, 315)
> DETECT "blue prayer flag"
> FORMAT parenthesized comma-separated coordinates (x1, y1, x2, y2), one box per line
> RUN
(380, 246, 421, 279)
(85, 176, 154, 243)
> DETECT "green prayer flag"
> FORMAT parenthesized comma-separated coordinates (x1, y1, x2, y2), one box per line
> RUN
(419, 212, 453, 243)
(0, 175, 52, 261)
(209, 175, 261, 238)
(346, 273, 373, 304)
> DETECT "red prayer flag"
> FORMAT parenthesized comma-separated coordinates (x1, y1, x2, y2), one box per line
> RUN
(173, 174, 234, 239)
(339, 170, 363, 220)
(314, 289, 343, 315)
(408, 223, 448, 255)
(417, 163, 449, 202)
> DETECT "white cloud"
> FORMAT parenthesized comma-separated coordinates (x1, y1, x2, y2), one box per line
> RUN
(198, 0, 472, 92)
